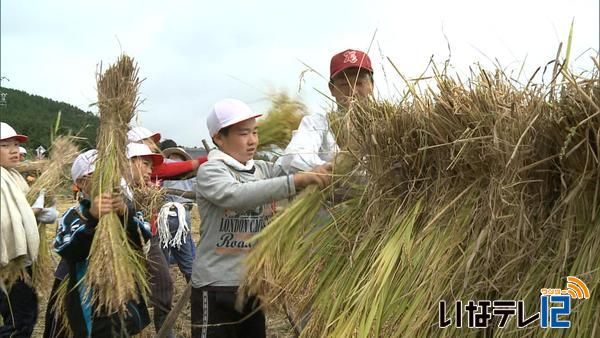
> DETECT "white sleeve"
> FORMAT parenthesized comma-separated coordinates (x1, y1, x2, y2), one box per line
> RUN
(278, 115, 327, 173)
(37, 206, 59, 224)
(31, 190, 46, 209)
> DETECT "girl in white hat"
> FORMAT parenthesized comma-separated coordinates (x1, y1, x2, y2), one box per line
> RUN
(0, 122, 58, 336)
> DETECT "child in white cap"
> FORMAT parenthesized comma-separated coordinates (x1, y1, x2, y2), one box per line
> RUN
(128, 126, 207, 181)
(190, 99, 331, 338)
(49, 145, 162, 337)
(0, 122, 58, 337)
(125, 143, 177, 338)
(18, 146, 27, 162)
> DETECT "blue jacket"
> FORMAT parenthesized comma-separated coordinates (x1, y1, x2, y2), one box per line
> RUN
(53, 198, 152, 337)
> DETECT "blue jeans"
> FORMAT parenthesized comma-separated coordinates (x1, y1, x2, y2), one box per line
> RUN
(161, 207, 195, 282)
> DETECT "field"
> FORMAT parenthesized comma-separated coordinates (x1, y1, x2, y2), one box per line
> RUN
(30, 194, 296, 338)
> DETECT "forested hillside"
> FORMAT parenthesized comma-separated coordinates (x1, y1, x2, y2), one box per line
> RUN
(0, 86, 99, 151)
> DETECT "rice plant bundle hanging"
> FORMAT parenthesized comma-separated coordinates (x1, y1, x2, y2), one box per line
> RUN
(241, 57, 599, 337)
(85, 54, 147, 315)
(257, 92, 307, 152)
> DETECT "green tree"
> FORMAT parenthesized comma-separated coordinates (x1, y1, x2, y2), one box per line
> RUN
(0, 86, 99, 152)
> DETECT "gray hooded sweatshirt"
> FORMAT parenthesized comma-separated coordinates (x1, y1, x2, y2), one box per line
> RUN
(192, 150, 296, 288)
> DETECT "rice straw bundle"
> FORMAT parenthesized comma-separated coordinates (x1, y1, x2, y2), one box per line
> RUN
(241, 57, 599, 337)
(49, 277, 74, 337)
(25, 135, 79, 294)
(0, 257, 28, 292)
(257, 92, 307, 152)
(85, 54, 147, 315)
(15, 159, 49, 174)
(131, 182, 165, 218)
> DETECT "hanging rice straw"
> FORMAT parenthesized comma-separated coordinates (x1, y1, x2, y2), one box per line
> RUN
(85, 54, 148, 315)
(257, 92, 307, 152)
(15, 159, 49, 174)
(241, 55, 599, 337)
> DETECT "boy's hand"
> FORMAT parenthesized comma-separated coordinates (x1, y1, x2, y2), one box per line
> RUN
(111, 194, 127, 216)
(293, 163, 333, 189)
(90, 193, 117, 219)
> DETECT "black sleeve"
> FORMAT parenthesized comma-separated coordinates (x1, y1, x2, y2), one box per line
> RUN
(121, 201, 153, 249)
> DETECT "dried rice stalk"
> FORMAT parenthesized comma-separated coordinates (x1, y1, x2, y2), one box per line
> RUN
(242, 56, 599, 337)
(23, 135, 79, 294)
(0, 257, 28, 292)
(131, 183, 165, 219)
(85, 54, 147, 315)
(15, 160, 49, 174)
(49, 276, 74, 337)
(257, 92, 306, 152)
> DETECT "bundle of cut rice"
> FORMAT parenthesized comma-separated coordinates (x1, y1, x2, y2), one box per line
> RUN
(241, 57, 599, 337)
(257, 92, 307, 152)
(84, 54, 148, 315)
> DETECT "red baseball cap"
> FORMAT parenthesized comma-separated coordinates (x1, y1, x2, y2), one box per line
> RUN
(330, 49, 373, 79)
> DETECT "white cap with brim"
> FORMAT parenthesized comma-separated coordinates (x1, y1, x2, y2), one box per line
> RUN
(127, 126, 161, 143)
(1, 122, 28, 142)
(71, 149, 98, 183)
(126, 143, 164, 167)
(19, 147, 27, 155)
(207, 98, 262, 137)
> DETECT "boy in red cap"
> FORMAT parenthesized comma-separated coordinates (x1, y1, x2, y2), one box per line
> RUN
(277, 49, 374, 173)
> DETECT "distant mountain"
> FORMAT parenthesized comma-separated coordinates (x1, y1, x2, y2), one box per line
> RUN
(0, 86, 99, 151)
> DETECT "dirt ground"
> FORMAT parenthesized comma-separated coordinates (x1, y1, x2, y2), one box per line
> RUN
(29, 195, 296, 338)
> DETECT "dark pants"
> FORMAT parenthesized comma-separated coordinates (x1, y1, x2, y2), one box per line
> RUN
(0, 276, 38, 338)
(191, 287, 265, 338)
(162, 208, 195, 282)
(43, 278, 68, 338)
(147, 236, 174, 337)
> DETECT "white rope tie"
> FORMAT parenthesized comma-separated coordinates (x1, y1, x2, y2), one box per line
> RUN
(157, 202, 189, 249)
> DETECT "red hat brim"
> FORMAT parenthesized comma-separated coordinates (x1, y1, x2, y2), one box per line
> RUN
(2, 135, 29, 142)
(330, 64, 373, 80)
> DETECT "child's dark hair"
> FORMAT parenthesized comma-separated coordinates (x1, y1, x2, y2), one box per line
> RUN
(211, 126, 231, 147)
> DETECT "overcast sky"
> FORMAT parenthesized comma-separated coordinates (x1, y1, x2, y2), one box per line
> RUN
(1, 0, 598, 147)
